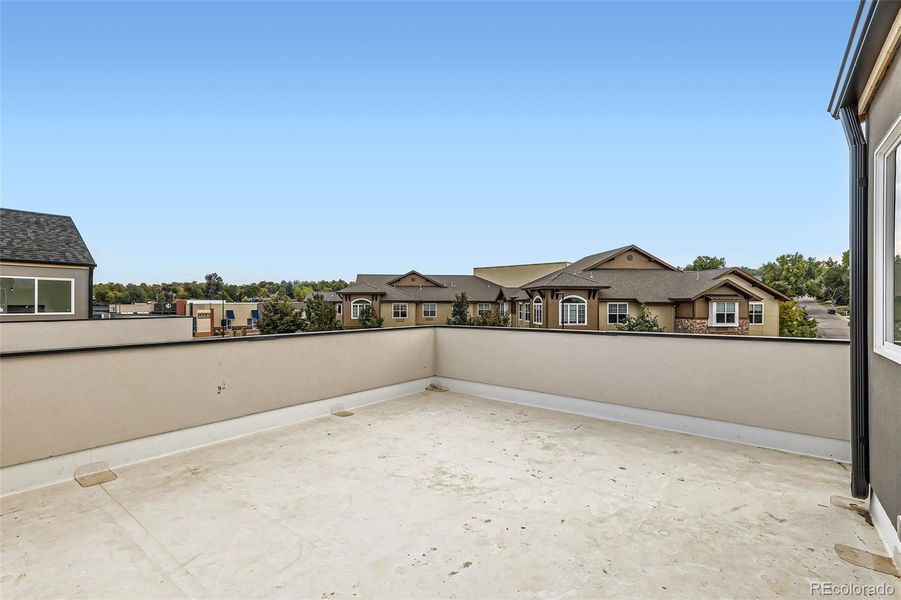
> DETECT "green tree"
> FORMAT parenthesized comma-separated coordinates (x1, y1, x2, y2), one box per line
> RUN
(819, 251, 850, 305)
(759, 253, 822, 298)
(305, 293, 340, 332)
(257, 294, 306, 334)
(779, 300, 819, 338)
(684, 256, 726, 271)
(357, 304, 383, 328)
(204, 273, 225, 299)
(447, 292, 471, 325)
(471, 307, 510, 327)
(617, 305, 665, 332)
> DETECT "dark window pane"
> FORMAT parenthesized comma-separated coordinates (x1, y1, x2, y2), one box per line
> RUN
(0, 277, 36, 313)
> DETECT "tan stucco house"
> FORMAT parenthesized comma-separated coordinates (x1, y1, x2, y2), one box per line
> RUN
(514, 245, 788, 336)
(338, 246, 786, 336)
(0, 208, 96, 320)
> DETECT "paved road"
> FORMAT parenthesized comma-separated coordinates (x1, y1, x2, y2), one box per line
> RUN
(799, 299, 850, 339)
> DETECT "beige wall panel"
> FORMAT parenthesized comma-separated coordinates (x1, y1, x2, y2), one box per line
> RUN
(435, 328, 850, 441)
(592, 252, 667, 270)
(0, 317, 193, 352)
(381, 301, 415, 327)
(415, 301, 451, 325)
(391, 274, 438, 287)
(0, 328, 435, 467)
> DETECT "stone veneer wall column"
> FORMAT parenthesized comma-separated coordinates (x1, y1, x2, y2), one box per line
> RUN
(674, 318, 750, 336)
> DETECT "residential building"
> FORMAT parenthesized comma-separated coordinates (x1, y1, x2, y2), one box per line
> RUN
(513, 245, 788, 336)
(829, 0, 901, 559)
(339, 246, 787, 336)
(336, 271, 530, 328)
(303, 290, 343, 322)
(0, 208, 96, 320)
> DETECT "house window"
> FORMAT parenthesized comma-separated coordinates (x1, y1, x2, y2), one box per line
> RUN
(524, 301, 530, 321)
(874, 113, 901, 363)
(422, 303, 437, 318)
(392, 303, 408, 319)
(0, 277, 74, 315)
(517, 302, 524, 321)
(533, 297, 543, 324)
(607, 302, 628, 324)
(560, 296, 587, 325)
(709, 301, 737, 326)
(749, 302, 764, 324)
(351, 299, 371, 320)
(335, 303, 342, 316)
(476, 303, 492, 315)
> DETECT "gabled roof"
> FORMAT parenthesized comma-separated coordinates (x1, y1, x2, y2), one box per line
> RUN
(0, 208, 96, 267)
(581, 244, 679, 272)
(304, 291, 342, 303)
(681, 279, 763, 302)
(521, 247, 784, 304)
(339, 273, 513, 302)
(385, 270, 447, 288)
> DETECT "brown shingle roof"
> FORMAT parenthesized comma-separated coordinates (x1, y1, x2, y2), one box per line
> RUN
(340, 274, 512, 302)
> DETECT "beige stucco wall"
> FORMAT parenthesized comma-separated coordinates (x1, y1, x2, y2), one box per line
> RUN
(0, 317, 194, 352)
(435, 328, 850, 441)
(473, 263, 570, 288)
(381, 301, 416, 327)
(415, 301, 452, 325)
(0, 327, 435, 467)
(0, 262, 91, 320)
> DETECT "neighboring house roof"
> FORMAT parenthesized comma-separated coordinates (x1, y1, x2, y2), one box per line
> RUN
(0, 208, 96, 267)
(304, 291, 342, 303)
(521, 247, 787, 304)
(340, 274, 513, 303)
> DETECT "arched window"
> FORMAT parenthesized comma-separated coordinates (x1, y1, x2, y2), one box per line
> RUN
(560, 295, 587, 326)
(351, 299, 372, 320)
(532, 296, 543, 325)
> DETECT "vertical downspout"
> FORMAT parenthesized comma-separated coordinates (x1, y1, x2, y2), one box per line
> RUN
(839, 104, 869, 499)
(88, 266, 94, 319)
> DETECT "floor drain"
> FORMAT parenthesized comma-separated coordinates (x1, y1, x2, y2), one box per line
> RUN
(332, 410, 354, 417)
(74, 462, 118, 487)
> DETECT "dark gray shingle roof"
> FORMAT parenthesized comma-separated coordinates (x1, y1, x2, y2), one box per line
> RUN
(0, 209, 96, 266)
(340, 274, 512, 302)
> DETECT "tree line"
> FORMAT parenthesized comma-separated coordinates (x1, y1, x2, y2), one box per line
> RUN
(93, 273, 348, 305)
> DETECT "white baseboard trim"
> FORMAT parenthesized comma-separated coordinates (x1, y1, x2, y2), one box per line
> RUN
(437, 377, 851, 462)
(1, 378, 433, 497)
(871, 491, 901, 564)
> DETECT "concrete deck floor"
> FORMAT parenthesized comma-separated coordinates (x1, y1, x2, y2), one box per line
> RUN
(2, 390, 897, 599)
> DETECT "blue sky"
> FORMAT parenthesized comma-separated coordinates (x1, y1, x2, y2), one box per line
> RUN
(2, 1, 855, 283)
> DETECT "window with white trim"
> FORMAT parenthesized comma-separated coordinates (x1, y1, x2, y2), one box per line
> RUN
(874, 113, 901, 363)
(560, 296, 587, 325)
(335, 303, 342, 316)
(517, 303, 524, 321)
(709, 301, 737, 326)
(0, 276, 74, 315)
(351, 299, 371, 319)
(392, 303, 408, 319)
(607, 302, 628, 324)
(749, 302, 764, 324)
(422, 303, 437, 318)
(532, 297, 542, 324)
(524, 301, 530, 322)
(476, 303, 491, 316)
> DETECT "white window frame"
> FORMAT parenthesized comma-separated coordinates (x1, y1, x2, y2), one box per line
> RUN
(0, 276, 75, 316)
(517, 302, 524, 321)
(476, 303, 492, 316)
(607, 302, 629, 325)
(422, 302, 437, 318)
(559, 295, 588, 326)
(524, 301, 530, 322)
(873, 111, 901, 364)
(351, 299, 371, 320)
(532, 297, 543, 324)
(708, 301, 738, 327)
(748, 301, 764, 325)
(392, 303, 408, 319)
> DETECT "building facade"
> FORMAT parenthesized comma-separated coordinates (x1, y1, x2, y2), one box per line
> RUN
(0, 209, 96, 321)
(829, 0, 901, 555)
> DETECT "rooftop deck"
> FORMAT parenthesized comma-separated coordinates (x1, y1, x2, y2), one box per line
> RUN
(1, 390, 893, 598)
